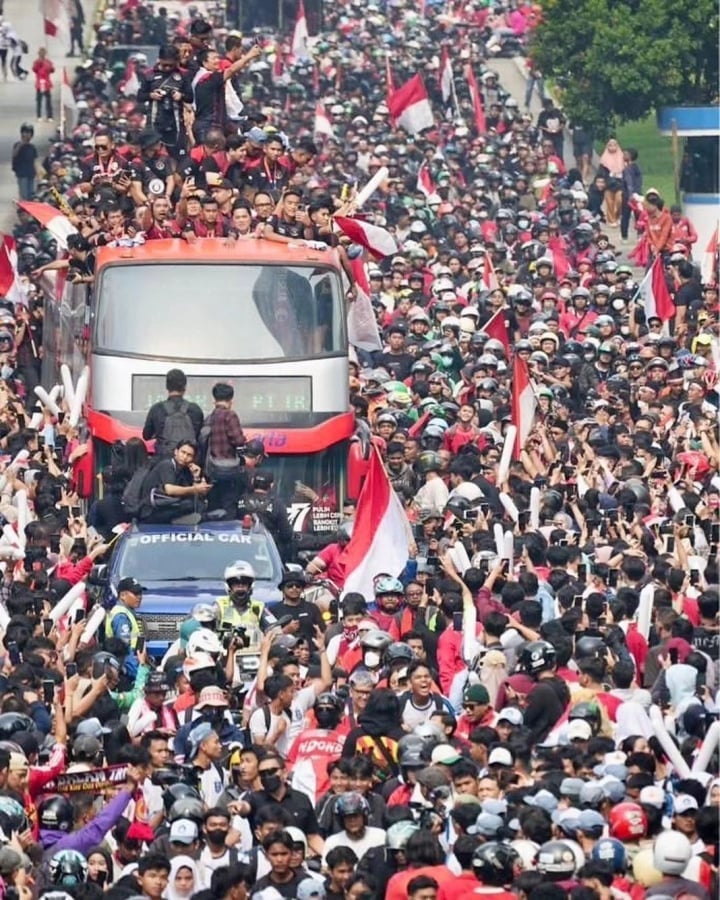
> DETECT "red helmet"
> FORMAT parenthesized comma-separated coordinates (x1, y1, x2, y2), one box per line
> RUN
(608, 803, 648, 842)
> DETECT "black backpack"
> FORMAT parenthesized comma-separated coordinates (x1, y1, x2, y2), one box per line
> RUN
(158, 399, 196, 455)
(121, 464, 152, 518)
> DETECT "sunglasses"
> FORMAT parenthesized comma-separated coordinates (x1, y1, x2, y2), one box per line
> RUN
(260, 767, 281, 777)
(94, 143, 109, 150)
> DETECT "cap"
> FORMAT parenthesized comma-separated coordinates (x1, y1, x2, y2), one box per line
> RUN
(639, 785, 665, 809)
(560, 778, 586, 799)
(187, 722, 214, 758)
(468, 812, 504, 837)
(488, 747, 513, 767)
(567, 720, 593, 742)
(415, 766, 450, 790)
(597, 777, 626, 804)
(75, 717, 111, 738)
(117, 577, 144, 595)
(72, 735, 102, 760)
(431, 745, 463, 766)
(196, 687, 228, 709)
(524, 789, 558, 812)
(552, 808, 581, 836)
(8, 753, 27, 772)
(296, 878, 327, 900)
(496, 707, 523, 726)
(464, 684, 490, 704)
(673, 794, 699, 815)
(579, 781, 606, 807)
(577, 810, 606, 835)
(169, 818, 199, 844)
(246, 126, 267, 144)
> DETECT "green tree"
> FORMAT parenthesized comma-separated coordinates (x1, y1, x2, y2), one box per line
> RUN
(529, 0, 719, 134)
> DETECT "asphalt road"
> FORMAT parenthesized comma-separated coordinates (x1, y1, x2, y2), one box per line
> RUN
(0, 0, 95, 233)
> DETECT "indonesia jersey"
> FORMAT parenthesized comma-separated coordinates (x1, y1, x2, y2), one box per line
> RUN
(287, 728, 346, 803)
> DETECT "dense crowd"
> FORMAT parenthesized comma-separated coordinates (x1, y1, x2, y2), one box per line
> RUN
(0, 1, 717, 900)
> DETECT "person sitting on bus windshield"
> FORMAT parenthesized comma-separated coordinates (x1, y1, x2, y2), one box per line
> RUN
(142, 368, 204, 458)
(138, 439, 211, 525)
(261, 189, 305, 244)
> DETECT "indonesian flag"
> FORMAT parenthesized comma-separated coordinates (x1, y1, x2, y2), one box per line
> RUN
(416, 163, 439, 202)
(637, 255, 675, 322)
(0, 243, 28, 307)
(465, 64, 487, 135)
(482, 307, 510, 354)
(334, 216, 398, 260)
(512, 354, 536, 458)
(314, 101, 335, 140)
(120, 58, 140, 97)
(291, 0, 310, 62)
(701, 225, 718, 285)
(17, 201, 78, 249)
(481, 250, 499, 291)
(347, 257, 382, 353)
(40, 0, 66, 37)
(272, 43, 286, 83)
(439, 46, 453, 104)
(61, 68, 77, 133)
(340, 448, 411, 602)
(388, 74, 434, 135)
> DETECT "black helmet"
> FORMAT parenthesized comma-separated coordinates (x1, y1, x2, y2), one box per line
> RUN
(169, 796, 204, 824)
(575, 635, 606, 660)
(39, 795, 75, 833)
(518, 640, 556, 677)
(397, 733, 429, 766)
(314, 692, 342, 729)
(568, 701, 602, 735)
(384, 642, 414, 667)
(0, 713, 35, 741)
(50, 849, 88, 886)
(472, 842, 521, 886)
(91, 651, 120, 679)
(446, 495, 472, 520)
(162, 782, 201, 815)
(535, 840, 579, 880)
(417, 450, 442, 474)
(0, 796, 31, 834)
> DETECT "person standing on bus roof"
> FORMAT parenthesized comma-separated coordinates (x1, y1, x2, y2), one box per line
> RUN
(142, 369, 204, 458)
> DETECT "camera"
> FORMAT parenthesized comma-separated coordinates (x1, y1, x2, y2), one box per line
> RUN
(220, 624, 250, 650)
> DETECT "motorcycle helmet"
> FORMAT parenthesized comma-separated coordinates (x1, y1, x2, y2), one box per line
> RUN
(472, 842, 521, 886)
(632, 848, 663, 887)
(39, 795, 75, 833)
(575, 636, 606, 660)
(535, 840, 579, 880)
(653, 830, 692, 875)
(592, 837, 628, 874)
(224, 561, 255, 583)
(314, 692, 342, 730)
(91, 652, 120, 680)
(413, 722, 445, 753)
(417, 451, 442, 474)
(0, 713, 34, 740)
(384, 642, 414, 667)
(337, 520, 354, 544)
(608, 802, 648, 842)
(335, 791, 370, 818)
(191, 603, 218, 624)
(518, 640, 556, 677)
(162, 783, 201, 816)
(387, 820, 419, 850)
(568, 701, 602, 735)
(0, 797, 30, 835)
(186, 629, 222, 657)
(168, 796, 205, 825)
(360, 629, 392, 670)
(50, 849, 88, 886)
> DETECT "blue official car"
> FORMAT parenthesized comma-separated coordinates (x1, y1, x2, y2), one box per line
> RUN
(93, 519, 283, 656)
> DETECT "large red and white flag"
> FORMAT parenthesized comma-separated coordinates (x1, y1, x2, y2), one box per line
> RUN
(334, 216, 398, 260)
(701, 225, 718, 285)
(120, 59, 140, 97)
(439, 46, 453, 105)
(388, 74, 434, 135)
(40, 0, 67, 37)
(482, 307, 510, 354)
(512, 354, 536, 458)
(340, 449, 411, 602)
(638, 255, 675, 322)
(465, 64, 487, 135)
(17, 201, 77, 249)
(314, 101, 335, 140)
(60, 68, 77, 135)
(291, 0, 310, 62)
(0, 242, 27, 307)
(347, 257, 382, 353)
(416, 163, 439, 201)
(481, 250, 499, 291)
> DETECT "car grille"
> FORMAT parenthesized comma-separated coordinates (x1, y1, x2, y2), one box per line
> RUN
(142, 614, 185, 642)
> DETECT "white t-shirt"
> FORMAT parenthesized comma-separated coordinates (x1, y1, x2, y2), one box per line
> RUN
(400, 694, 442, 730)
(414, 476, 449, 512)
(322, 826, 387, 866)
(197, 763, 228, 807)
(247, 685, 316, 756)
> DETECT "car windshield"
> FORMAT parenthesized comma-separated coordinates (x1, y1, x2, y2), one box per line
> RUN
(116, 531, 277, 582)
(95, 263, 345, 361)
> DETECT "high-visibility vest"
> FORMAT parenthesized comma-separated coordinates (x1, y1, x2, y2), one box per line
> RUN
(215, 596, 264, 630)
(104, 604, 142, 648)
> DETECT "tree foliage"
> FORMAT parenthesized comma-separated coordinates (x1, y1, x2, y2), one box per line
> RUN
(529, 0, 719, 134)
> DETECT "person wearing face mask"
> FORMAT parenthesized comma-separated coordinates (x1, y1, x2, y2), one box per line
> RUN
(286, 693, 346, 804)
(199, 808, 240, 882)
(216, 562, 276, 636)
(174, 686, 245, 764)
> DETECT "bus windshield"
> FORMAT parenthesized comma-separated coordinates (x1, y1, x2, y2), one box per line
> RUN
(94, 263, 345, 361)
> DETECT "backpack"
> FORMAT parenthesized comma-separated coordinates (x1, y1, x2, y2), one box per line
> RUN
(121, 464, 152, 518)
(158, 399, 196, 455)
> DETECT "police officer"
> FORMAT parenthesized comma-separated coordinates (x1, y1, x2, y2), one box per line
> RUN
(105, 577, 145, 677)
(239, 470, 293, 560)
(215, 562, 277, 638)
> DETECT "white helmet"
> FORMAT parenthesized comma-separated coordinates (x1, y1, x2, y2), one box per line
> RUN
(224, 561, 255, 583)
(652, 831, 692, 876)
(511, 839, 539, 869)
(186, 630, 222, 657)
(191, 603, 218, 624)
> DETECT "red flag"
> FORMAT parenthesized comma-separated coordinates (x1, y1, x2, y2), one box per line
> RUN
(40, 0, 65, 37)
(387, 75, 434, 135)
(272, 43, 285, 82)
(482, 308, 510, 354)
(291, 0, 310, 61)
(465, 64, 487, 135)
(120, 58, 140, 97)
(416, 163, 437, 199)
(334, 216, 398, 260)
(512, 354, 537, 458)
(17, 201, 78, 249)
(314, 101, 334, 140)
(347, 257, 382, 353)
(439, 46, 453, 104)
(0, 244, 27, 307)
(638, 256, 675, 322)
(481, 250, 499, 291)
(339, 449, 411, 602)
(701, 226, 718, 285)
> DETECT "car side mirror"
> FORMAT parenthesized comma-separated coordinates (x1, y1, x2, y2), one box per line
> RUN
(88, 563, 108, 586)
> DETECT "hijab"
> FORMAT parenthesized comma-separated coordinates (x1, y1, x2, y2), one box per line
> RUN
(163, 855, 203, 900)
(599, 141, 625, 177)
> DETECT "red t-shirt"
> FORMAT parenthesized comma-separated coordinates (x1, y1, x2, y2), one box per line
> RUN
(386, 866, 455, 900)
(318, 543, 346, 587)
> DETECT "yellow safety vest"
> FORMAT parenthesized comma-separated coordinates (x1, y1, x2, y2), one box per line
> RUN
(104, 604, 142, 648)
(215, 596, 265, 630)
